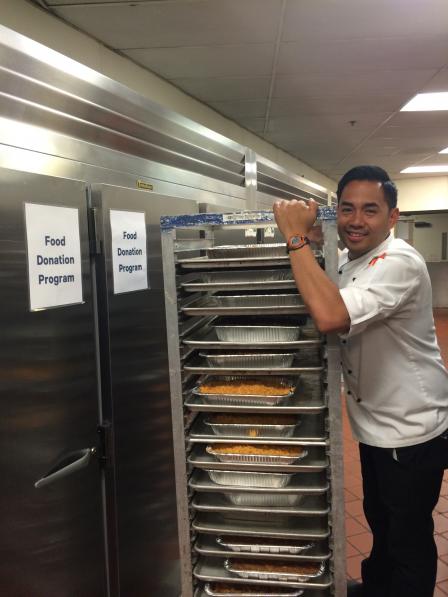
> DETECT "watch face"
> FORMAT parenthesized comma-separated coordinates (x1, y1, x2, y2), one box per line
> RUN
(290, 235, 301, 247)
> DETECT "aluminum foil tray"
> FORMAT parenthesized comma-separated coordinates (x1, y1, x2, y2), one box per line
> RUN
(216, 536, 314, 556)
(193, 376, 298, 408)
(207, 469, 293, 488)
(206, 446, 308, 466)
(201, 352, 295, 369)
(224, 560, 326, 583)
(204, 419, 300, 438)
(224, 492, 303, 507)
(181, 269, 295, 292)
(207, 244, 286, 259)
(204, 583, 304, 597)
(182, 294, 305, 317)
(214, 325, 301, 343)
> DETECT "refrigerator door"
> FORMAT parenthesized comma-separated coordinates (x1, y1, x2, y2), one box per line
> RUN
(91, 185, 196, 597)
(0, 169, 106, 596)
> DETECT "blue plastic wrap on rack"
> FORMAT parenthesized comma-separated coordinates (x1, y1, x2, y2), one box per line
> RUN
(160, 208, 337, 230)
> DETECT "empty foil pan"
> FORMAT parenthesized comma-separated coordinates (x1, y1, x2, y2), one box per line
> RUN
(214, 325, 301, 343)
(224, 559, 326, 582)
(204, 583, 304, 596)
(200, 352, 295, 368)
(206, 445, 308, 466)
(216, 535, 313, 555)
(204, 419, 299, 438)
(206, 244, 286, 259)
(224, 492, 304, 507)
(207, 469, 293, 488)
(204, 583, 304, 597)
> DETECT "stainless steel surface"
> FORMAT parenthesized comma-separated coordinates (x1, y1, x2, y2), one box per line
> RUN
(0, 169, 106, 596)
(192, 513, 331, 540)
(181, 269, 295, 292)
(204, 582, 304, 597)
(214, 324, 301, 343)
(322, 220, 346, 597)
(194, 557, 332, 589)
(182, 294, 305, 316)
(189, 445, 327, 473)
(224, 559, 326, 583)
(91, 185, 192, 597)
(205, 445, 308, 466)
(189, 415, 326, 444)
(213, 536, 318, 557)
(207, 470, 294, 488)
(192, 493, 329, 516)
(207, 244, 286, 259)
(201, 352, 296, 369)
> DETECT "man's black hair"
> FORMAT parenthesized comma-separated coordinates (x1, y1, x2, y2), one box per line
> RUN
(337, 165, 398, 209)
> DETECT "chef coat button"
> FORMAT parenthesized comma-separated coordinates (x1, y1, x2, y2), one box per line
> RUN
(352, 277, 356, 281)
(338, 270, 342, 274)
(342, 340, 347, 344)
(347, 390, 352, 395)
(348, 369, 353, 374)
(356, 398, 362, 403)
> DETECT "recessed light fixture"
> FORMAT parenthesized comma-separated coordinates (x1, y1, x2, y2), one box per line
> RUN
(401, 92, 448, 111)
(400, 165, 448, 173)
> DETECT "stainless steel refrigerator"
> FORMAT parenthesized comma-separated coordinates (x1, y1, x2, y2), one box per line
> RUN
(0, 168, 193, 596)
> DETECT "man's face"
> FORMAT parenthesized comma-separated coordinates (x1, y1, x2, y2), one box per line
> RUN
(337, 180, 399, 259)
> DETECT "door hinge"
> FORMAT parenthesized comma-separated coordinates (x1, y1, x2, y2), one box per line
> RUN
(88, 207, 102, 255)
(97, 421, 113, 467)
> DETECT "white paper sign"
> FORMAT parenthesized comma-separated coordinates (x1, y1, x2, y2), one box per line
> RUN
(110, 210, 148, 294)
(25, 203, 83, 311)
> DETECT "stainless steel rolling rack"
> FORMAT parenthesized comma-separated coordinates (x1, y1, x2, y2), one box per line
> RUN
(161, 210, 345, 597)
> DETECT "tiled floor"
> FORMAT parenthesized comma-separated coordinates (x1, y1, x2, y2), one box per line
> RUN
(344, 308, 448, 595)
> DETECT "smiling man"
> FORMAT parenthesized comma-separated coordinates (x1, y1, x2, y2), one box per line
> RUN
(273, 165, 448, 597)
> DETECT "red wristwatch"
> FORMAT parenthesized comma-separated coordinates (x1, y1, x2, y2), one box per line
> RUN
(286, 234, 310, 253)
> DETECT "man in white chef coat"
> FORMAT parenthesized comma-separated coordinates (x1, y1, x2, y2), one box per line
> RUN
(273, 165, 448, 597)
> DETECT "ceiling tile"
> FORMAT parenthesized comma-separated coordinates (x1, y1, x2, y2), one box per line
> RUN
(277, 38, 448, 75)
(283, 0, 448, 42)
(273, 69, 438, 99)
(169, 77, 271, 102)
(209, 100, 267, 119)
(123, 44, 275, 79)
(265, 112, 390, 135)
(269, 95, 408, 117)
(53, 0, 282, 49)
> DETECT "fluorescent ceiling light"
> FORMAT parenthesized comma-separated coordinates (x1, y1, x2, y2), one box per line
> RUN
(439, 146, 448, 154)
(401, 92, 448, 111)
(401, 165, 448, 173)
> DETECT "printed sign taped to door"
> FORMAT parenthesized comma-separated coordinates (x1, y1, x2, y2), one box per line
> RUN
(25, 203, 84, 311)
(110, 209, 149, 294)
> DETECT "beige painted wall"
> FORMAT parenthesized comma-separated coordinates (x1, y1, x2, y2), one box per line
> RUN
(0, 0, 335, 191)
(395, 177, 448, 212)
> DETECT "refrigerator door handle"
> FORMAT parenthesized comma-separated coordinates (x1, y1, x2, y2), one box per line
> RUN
(35, 447, 96, 489)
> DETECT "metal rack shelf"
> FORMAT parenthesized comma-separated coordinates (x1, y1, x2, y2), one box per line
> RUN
(161, 210, 345, 597)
